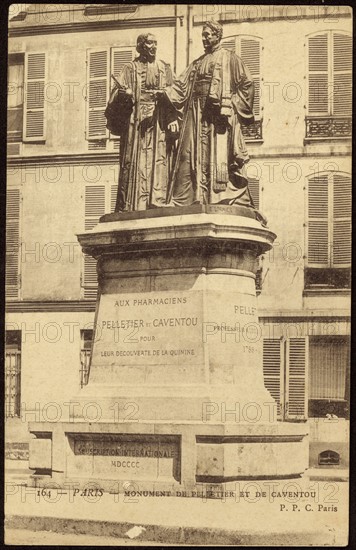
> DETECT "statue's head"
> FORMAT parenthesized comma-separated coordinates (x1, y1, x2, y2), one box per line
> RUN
(202, 20, 223, 52)
(136, 33, 157, 62)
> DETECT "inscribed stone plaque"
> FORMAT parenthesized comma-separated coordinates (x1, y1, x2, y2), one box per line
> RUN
(66, 435, 180, 481)
(92, 291, 204, 366)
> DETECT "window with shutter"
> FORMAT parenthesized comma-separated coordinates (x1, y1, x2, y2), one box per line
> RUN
(23, 52, 46, 141)
(263, 337, 309, 421)
(82, 184, 115, 299)
(285, 338, 308, 420)
(86, 49, 110, 141)
(221, 35, 262, 141)
(87, 47, 135, 149)
(306, 172, 351, 284)
(263, 339, 283, 419)
(306, 31, 351, 138)
(6, 188, 21, 300)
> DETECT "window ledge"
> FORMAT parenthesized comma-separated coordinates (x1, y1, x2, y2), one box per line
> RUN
(245, 139, 264, 144)
(303, 288, 350, 297)
(304, 137, 351, 144)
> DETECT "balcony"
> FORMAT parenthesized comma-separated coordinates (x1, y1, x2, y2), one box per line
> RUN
(241, 119, 263, 142)
(305, 116, 351, 140)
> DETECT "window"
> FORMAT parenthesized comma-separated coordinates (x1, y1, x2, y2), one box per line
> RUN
(5, 331, 21, 418)
(221, 35, 262, 141)
(80, 329, 93, 387)
(306, 31, 351, 139)
(309, 336, 350, 418)
(318, 450, 340, 466)
(6, 188, 21, 300)
(305, 172, 351, 289)
(8, 54, 24, 142)
(81, 183, 117, 299)
(86, 47, 135, 149)
(7, 52, 46, 144)
(263, 338, 308, 421)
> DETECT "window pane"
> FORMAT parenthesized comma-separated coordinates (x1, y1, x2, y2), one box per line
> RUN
(8, 60, 24, 108)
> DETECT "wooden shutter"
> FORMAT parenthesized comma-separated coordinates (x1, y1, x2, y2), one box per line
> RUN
(82, 185, 106, 299)
(307, 33, 329, 115)
(23, 53, 46, 141)
(86, 49, 109, 140)
(111, 47, 134, 80)
(333, 32, 352, 116)
(221, 37, 236, 52)
(239, 37, 261, 118)
(110, 184, 118, 213)
(109, 48, 134, 142)
(332, 174, 351, 266)
(307, 174, 330, 267)
(6, 189, 21, 299)
(285, 338, 308, 420)
(248, 177, 259, 210)
(263, 339, 283, 419)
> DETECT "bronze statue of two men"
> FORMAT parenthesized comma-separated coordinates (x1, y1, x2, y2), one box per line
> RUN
(105, 20, 257, 214)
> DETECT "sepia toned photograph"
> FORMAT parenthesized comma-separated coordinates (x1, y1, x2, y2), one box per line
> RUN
(5, 3, 351, 546)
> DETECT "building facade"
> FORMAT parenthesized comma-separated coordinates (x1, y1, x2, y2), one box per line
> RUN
(6, 4, 351, 470)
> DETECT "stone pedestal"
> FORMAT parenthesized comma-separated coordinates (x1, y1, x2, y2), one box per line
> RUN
(29, 205, 308, 493)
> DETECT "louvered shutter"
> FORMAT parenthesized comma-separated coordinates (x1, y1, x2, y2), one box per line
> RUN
(110, 184, 118, 212)
(248, 177, 259, 210)
(307, 174, 330, 267)
(23, 53, 46, 141)
(111, 47, 134, 80)
(307, 33, 329, 115)
(109, 48, 134, 142)
(86, 49, 109, 140)
(239, 37, 261, 118)
(6, 189, 21, 299)
(263, 339, 283, 419)
(285, 338, 308, 420)
(221, 37, 236, 52)
(332, 32, 352, 116)
(332, 174, 351, 266)
(83, 185, 106, 299)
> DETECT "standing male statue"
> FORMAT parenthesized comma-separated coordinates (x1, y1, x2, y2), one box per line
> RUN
(163, 20, 256, 207)
(105, 33, 177, 211)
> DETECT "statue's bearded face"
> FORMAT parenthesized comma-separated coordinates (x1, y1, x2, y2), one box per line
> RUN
(202, 27, 220, 52)
(142, 35, 157, 61)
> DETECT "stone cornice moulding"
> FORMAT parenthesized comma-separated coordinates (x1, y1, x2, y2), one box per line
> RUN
(6, 300, 96, 313)
(7, 147, 351, 169)
(9, 16, 177, 37)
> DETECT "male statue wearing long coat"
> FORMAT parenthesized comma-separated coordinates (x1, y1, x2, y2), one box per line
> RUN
(164, 20, 255, 207)
(105, 33, 175, 211)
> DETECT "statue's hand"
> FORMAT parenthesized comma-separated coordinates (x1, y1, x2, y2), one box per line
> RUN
(168, 120, 179, 135)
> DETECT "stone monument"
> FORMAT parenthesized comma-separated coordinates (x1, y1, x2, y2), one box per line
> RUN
(28, 22, 308, 495)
